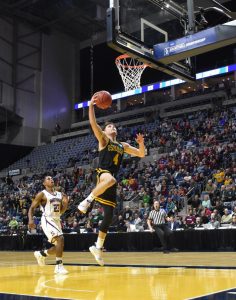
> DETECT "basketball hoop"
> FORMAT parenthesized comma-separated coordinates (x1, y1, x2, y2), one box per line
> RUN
(115, 54, 148, 91)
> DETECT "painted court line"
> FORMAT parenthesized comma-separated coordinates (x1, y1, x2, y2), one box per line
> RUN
(185, 287, 236, 300)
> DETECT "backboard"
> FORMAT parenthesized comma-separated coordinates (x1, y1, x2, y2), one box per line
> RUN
(107, 0, 236, 83)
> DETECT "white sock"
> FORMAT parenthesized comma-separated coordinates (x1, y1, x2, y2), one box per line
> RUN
(96, 237, 105, 249)
(86, 192, 95, 203)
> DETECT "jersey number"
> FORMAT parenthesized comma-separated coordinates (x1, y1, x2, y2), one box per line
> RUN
(53, 204, 60, 212)
(113, 153, 119, 165)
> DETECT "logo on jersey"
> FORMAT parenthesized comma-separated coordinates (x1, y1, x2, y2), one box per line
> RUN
(50, 198, 61, 204)
(108, 144, 124, 155)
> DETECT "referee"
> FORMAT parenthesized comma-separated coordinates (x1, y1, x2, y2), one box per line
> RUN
(147, 200, 177, 253)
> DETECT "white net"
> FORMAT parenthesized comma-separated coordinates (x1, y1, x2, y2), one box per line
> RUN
(115, 54, 147, 91)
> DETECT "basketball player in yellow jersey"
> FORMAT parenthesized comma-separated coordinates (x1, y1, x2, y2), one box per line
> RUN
(78, 94, 145, 266)
(28, 176, 68, 274)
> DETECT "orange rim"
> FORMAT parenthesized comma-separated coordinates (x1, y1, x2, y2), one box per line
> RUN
(115, 54, 148, 69)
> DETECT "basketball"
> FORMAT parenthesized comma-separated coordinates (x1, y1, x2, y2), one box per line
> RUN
(94, 90, 112, 109)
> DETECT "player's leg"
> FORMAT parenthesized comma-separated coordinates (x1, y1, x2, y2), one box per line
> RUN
(78, 172, 116, 213)
(34, 244, 58, 266)
(34, 217, 68, 273)
(53, 235, 68, 274)
(154, 225, 169, 253)
(34, 250, 47, 266)
(34, 216, 50, 266)
(89, 204, 114, 266)
(93, 172, 116, 196)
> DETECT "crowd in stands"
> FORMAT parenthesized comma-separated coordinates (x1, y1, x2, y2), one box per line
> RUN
(0, 106, 235, 236)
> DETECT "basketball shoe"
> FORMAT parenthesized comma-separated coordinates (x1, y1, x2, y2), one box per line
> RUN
(54, 264, 68, 275)
(89, 245, 104, 266)
(34, 251, 46, 266)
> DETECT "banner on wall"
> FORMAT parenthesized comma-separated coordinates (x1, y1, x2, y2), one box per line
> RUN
(154, 20, 236, 64)
(8, 169, 21, 176)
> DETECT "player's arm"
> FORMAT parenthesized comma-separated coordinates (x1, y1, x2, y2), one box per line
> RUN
(61, 194, 69, 214)
(122, 133, 145, 157)
(28, 192, 44, 229)
(147, 217, 155, 232)
(89, 95, 108, 147)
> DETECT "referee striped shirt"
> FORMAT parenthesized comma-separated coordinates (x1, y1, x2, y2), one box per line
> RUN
(148, 208, 167, 225)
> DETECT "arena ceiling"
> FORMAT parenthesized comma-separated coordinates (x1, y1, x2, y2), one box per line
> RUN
(0, 0, 234, 47)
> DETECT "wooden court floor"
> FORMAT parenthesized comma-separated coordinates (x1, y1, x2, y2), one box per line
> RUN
(0, 251, 236, 300)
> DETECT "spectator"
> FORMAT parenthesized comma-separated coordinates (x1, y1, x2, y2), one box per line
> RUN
(176, 215, 184, 228)
(194, 216, 203, 228)
(8, 216, 18, 232)
(213, 200, 224, 216)
(190, 194, 201, 210)
(212, 209, 221, 223)
(185, 208, 196, 228)
(224, 175, 233, 186)
(122, 206, 133, 221)
(114, 215, 126, 232)
(166, 197, 177, 215)
(201, 193, 212, 209)
(127, 213, 143, 232)
(91, 209, 104, 229)
(230, 215, 236, 227)
(142, 191, 151, 205)
(231, 206, 236, 217)
(213, 169, 225, 186)
(70, 221, 80, 234)
(205, 180, 216, 199)
(224, 185, 235, 202)
(140, 213, 149, 230)
(66, 213, 75, 228)
(219, 185, 227, 202)
(221, 208, 232, 224)
(199, 209, 209, 224)
(83, 220, 94, 233)
(209, 213, 220, 229)
(167, 215, 179, 230)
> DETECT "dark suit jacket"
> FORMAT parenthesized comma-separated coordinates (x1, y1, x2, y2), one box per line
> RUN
(167, 221, 179, 230)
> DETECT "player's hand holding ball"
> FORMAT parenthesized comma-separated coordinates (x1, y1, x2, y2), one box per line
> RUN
(91, 90, 112, 109)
